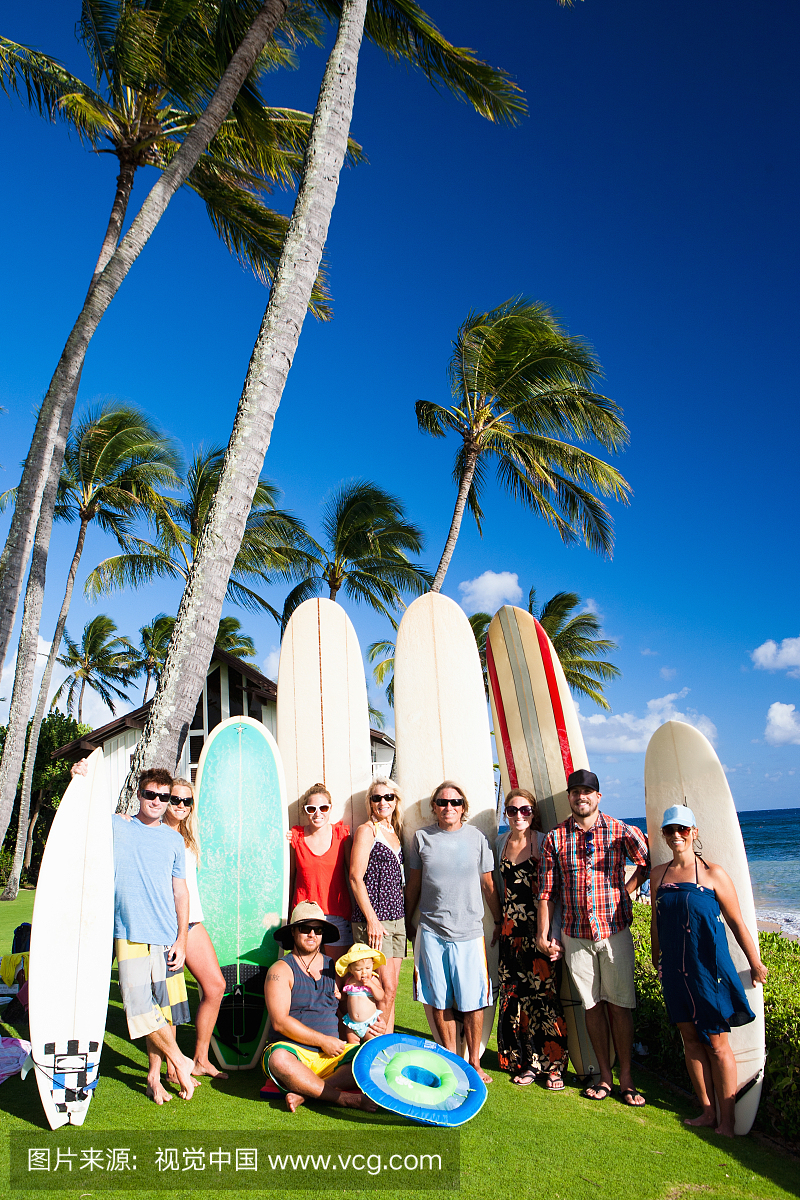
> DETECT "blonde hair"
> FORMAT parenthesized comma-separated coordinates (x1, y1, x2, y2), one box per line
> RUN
(170, 778, 200, 862)
(365, 778, 404, 838)
(299, 783, 333, 817)
(505, 787, 541, 832)
(430, 780, 469, 818)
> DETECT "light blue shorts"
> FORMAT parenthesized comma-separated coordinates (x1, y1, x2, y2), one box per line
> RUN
(343, 1010, 382, 1039)
(412, 926, 492, 1013)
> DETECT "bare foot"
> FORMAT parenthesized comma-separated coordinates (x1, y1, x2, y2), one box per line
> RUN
(685, 1112, 717, 1128)
(146, 1079, 173, 1105)
(167, 1055, 202, 1087)
(715, 1125, 735, 1138)
(192, 1058, 228, 1079)
(285, 1092, 306, 1112)
(172, 1060, 196, 1101)
(476, 1068, 493, 1085)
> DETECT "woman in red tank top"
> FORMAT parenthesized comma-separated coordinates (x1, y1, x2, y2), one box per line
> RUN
(289, 783, 352, 956)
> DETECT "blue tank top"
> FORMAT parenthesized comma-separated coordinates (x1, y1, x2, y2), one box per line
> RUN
(268, 955, 339, 1046)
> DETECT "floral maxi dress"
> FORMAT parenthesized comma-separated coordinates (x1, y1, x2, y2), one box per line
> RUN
(497, 855, 569, 1077)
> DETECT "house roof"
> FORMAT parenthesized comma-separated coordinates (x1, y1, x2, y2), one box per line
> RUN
(51, 648, 394, 759)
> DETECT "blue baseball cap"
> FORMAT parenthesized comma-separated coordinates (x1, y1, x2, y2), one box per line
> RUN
(661, 804, 697, 829)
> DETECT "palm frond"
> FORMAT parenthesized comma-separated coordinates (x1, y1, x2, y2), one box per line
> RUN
(0, 36, 104, 141)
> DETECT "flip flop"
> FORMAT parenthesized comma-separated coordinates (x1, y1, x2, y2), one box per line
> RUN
(545, 1072, 565, 1091)
(512, 1069, 536, 1086)
(620, 1086, 646, 1107)
(581, 1082, 612, 1101)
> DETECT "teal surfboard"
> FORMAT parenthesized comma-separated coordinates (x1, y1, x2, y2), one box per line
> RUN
(195, 716, 288, 1070)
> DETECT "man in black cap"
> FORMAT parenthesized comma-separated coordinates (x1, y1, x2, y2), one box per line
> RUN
(537, 768, 649, 1105)
(263, 902, 385, 1112)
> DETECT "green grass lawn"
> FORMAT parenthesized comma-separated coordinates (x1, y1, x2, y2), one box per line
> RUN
(1, 890, 797, 1200)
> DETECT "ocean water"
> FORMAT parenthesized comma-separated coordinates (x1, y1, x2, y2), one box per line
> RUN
(627, 808, 800, 927)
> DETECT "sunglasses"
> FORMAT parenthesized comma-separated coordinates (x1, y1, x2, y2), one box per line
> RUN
(304, 803, 331, 815)
(434, 798, 464, 808)
(169, 796, 194, 808)
(139, 788, 170, 803)
(296, 924, 324, 935)
(371, 793, 397, 804)
(506, 805, 533, 817)
(663, 824, 692, 836)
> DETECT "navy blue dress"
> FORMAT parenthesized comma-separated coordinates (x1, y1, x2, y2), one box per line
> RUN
(656, 858, 755, 1045)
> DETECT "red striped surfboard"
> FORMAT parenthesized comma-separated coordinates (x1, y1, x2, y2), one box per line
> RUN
(486, 604, 610, 1081)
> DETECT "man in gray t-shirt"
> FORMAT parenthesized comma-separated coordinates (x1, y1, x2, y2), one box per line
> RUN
(405, 782, 501, 1084)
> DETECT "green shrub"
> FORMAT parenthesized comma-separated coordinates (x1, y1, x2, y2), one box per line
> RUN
(629, 903, 800, 1146)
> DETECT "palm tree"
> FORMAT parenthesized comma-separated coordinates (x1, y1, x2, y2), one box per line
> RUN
(85, 446, 314, 621)
(0, 403, 178, 891)
(279, 481, 430, 630)
(0, 0, 523, 679)
(367, 628, 397, 709)
(215, 615, 257, 659)
(416, 297, 632, 592)
(120, 0, 527, 796)
(130, 613, 176, 703)
(51, 615, 136, 723)
(528, 586, 620, 710)
(0, 0, 341, 673)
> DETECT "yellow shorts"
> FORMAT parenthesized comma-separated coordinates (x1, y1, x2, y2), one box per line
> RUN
(263, 1040, 358, 1090)
(115, 939, 189, 1039)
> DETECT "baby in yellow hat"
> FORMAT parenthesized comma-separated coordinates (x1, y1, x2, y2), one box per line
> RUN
(335, 943, 386, 1043)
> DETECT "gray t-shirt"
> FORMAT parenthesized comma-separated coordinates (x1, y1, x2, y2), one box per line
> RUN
(409, 823, 494, 941)
(113, 815, 186, 945)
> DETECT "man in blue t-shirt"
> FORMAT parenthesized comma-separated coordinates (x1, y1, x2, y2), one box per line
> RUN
(73, 760, 195, 1104)
(113, 767, 195, 1104)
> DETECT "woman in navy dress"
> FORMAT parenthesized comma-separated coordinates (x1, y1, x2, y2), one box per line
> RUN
(650, 804, 767, 1137)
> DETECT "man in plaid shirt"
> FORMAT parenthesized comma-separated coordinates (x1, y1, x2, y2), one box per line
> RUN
(536, 769, 649, 1105)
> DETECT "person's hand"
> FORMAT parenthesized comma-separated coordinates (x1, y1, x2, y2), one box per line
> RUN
(363, 1013, 387, 1041)
(548, 938, 564, 963)
(406, 921, 416, 944)
(751, 960, 768, 986)
(167, 940, 187, 972)
(535, 934, 551, 957)
(490, 922, 501, 947)
(319, 1035, 347, 1058)
(71, 759, 88, 778)
(367, 917, 385, 952)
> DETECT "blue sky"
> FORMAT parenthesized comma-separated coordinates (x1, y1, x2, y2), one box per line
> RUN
(1, 0, 798, 817)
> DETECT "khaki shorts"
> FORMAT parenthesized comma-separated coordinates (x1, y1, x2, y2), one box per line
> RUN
(350, 918, 407, 960)
(562, 926, 636, 1010)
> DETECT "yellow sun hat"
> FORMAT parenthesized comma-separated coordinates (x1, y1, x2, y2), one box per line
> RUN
(335, 942, 386, 976)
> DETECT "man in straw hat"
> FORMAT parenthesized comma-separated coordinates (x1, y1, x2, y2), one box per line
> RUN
(263, 902, 386, 1111)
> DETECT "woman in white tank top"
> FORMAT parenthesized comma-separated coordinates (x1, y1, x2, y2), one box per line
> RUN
(164, 779, 228, 1079)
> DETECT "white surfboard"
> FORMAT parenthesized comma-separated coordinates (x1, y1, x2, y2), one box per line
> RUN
(27, 747, 114, 1128)
(645, 720, 765, 1135)
(394, 592, 498, 1060)
(277, 597, 373, 833)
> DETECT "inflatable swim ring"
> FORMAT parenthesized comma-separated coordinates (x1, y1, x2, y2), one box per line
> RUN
(353, 1033, 487, 1126)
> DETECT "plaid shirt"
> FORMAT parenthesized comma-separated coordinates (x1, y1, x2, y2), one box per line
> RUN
(538, 812, 650, 941)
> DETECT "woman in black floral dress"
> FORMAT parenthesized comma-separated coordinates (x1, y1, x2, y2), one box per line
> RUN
(494, 788, 569, 1088)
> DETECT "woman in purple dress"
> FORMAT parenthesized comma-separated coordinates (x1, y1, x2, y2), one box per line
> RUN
(349, 779, 406, 1032)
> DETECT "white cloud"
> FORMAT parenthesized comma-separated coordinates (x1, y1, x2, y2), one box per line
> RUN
(262, 646, 280, 682)
(659, 666, 677, 680)
(458, 571, 522, 615)
(751, 636, 800, 678)
(641, 648, 658, 656)
(764, 701, 800, 746)
(583, 598, 601, 616)
(577, 689, 717, 755)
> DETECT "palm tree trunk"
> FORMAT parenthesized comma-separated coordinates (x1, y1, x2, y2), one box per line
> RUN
(0, 404, 70, 856)
(121, 0, 369, 806)
(23, 791, 42, 870)
(0, 0, 291, 670)
(78, 677, 86, 724)
(0, 517, 90, 898)
(92, 159, 137, 282)
(142, 669, 152, 705)
(430, 446, 480, 592)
